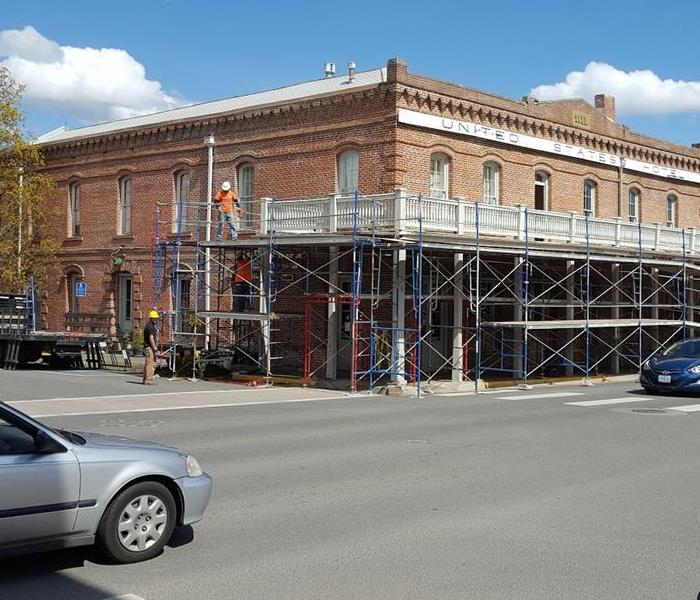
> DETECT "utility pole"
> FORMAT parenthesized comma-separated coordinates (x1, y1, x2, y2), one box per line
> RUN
(17, 165, 24, 277)
(203, 135, 215, 349)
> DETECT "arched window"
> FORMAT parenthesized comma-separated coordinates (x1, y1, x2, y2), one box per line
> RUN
(483, 162, 500, 205)
(237, 163, 254, 229)
(583, 179, 596, 217)
(429, 153, 450, 199)
(534, 171, 549, 211)
(667, 194, 678, 228)
(68, 182, 80, 237)
(118, 175, 132, 234)
(337, 149, 359, 195)
(172, 171, 190, 234)
(628, 188, 640, 223)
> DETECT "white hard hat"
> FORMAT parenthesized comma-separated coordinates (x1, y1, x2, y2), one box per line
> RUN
(221, 181, 231, 191)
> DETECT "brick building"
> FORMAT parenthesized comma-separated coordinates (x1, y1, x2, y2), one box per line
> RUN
(37, 58, 700, 388)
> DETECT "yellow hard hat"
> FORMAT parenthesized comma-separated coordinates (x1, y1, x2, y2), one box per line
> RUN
(148, 309, 160, 319)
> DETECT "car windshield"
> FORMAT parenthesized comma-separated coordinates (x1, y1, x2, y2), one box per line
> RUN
(0, 403, 85, 446)
(662, 340, 700, 358)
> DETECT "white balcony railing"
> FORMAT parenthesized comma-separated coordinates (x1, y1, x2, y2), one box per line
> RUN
(259, 191, 700, 257)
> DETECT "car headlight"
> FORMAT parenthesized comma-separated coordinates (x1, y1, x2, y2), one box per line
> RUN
(688, 365, 700, 374)
(185, 454, 203, 477)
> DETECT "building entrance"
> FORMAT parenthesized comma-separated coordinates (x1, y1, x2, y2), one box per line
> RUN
(117, 274, 133, 333)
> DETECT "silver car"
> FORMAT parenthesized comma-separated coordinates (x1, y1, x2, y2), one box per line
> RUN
(0, 401, 212, 563)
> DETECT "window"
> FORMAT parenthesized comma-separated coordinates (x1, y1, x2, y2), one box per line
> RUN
(237, 163, 254, 229)
(172, 171, 190, 234)
(337, 149, 359, 195)
(171, 271, 193, 333)
(68, 182, 80, 237)
(117, 274, 133, 333)
(583, 180, 596, 217)
(119, 176, 132, 235)
(628, 188, 640, 223)
(429, 153, 450, 199)
(534, 171, 549, 211)
(179, 277, 191, 310)
(483, 162, 500, 205)
(0, 416, 37, 455)
(667, 195, 678, 228)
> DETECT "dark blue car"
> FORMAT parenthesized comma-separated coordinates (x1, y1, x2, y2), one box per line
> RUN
(641, 339, 700, 395)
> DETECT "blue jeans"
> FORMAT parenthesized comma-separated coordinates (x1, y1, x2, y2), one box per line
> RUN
(234, 282, 253, 312)
(217, 211, 238, 240)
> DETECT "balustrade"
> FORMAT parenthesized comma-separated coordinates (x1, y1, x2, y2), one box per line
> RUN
(258, 192, 699, 257)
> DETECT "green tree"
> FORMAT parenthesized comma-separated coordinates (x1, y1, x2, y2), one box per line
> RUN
(0, 66, 58, 292)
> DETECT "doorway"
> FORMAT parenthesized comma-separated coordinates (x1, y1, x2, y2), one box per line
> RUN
(117, 274, 133, 333)
(337, 279, 353, 374)
(535, 171, 549, 211)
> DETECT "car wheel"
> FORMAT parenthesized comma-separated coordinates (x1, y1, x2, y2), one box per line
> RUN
(97, 481, 176, 564)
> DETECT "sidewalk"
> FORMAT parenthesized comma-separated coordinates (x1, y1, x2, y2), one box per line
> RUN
(5, 371, 358, 418)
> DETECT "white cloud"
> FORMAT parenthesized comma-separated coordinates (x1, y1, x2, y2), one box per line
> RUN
(0, 26, 184, 122)
(530, 62, 700, 116)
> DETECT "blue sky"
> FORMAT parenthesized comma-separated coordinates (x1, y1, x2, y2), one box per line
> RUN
(3, 0, 700, 146)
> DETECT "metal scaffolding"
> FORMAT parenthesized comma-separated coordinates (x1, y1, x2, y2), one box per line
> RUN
(151, 188, 699, 394)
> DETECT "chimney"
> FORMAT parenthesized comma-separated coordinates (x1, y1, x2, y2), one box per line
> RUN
(594, 94, 615, 121)
(386, 57, 407, 82)
(347, 61, 356, 82)
(692, 142, 700, 149)
(324, 62, 336, 78)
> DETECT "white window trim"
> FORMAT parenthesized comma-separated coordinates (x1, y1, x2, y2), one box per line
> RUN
(628, 189, 640, 223)
(483, 162, 500, 205)
(68, 183, 80, 237)
(534, 171, 550, 211)
(429, 153, 450, 199)
(237, 163, 254, 229)
(172, 171, 190, 234)
(337, 149, 359, 195)
(666, 195, 677, 228)
(119, 176, 132, 235)
(583, 180, 596, 217)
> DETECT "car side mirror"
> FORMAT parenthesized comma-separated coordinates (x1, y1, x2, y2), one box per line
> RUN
(34, 430, 62, 454)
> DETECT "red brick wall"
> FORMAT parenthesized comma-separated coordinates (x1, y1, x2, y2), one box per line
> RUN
(38, 61, 700, 338)
(40, 89, 396, 332)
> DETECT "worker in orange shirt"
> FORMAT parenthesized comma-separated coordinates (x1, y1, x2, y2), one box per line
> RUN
(214, 181, 243, 240)
(233, 252, 253, 312)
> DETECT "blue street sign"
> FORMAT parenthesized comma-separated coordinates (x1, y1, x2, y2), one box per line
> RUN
(75, 281, 87, 298)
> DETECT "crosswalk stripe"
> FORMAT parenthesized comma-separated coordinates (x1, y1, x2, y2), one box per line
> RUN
(496, 392, 585, 400)
(667, 404, 700, 413)
(565, 397, 650, 407)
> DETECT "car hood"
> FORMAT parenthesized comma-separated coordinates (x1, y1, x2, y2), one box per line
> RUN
(75, 431, 182, 454)
(650, 357, 700, 371)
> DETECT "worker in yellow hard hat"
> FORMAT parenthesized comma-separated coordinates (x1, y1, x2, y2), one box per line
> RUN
(142, 309, 160, 385)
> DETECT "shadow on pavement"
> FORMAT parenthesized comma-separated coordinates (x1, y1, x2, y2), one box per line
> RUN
(0, 527, 194, 598)
(0, 549, 113, 600)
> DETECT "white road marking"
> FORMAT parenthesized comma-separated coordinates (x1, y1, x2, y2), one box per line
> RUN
(565, 397, 651, 407)
(27, 394, 372, 418)
(433, 389, 523, 396)
(496, 392, 585, 400)
(104, 595, 147, 600)
(667, 404, 700, 413)
(25, 370, 127, 377)
(10, 387, 276, 403)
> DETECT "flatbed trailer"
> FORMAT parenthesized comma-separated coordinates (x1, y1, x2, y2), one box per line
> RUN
(0, 292, 106, 370)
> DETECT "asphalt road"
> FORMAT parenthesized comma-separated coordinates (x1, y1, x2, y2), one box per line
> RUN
(3, 371, 700, 599)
